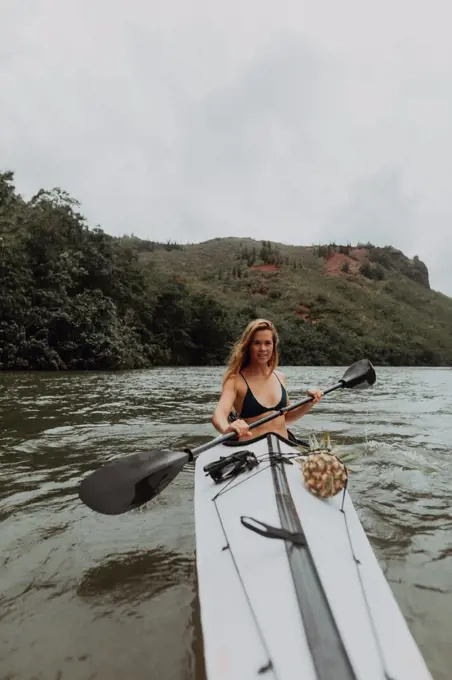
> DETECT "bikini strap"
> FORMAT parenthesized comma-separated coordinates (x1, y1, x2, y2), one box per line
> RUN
(239, 371, 250, 388)
(274, 371, 283, 386)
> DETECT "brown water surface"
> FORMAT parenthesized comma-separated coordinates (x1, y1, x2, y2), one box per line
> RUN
(1, 366, 451, 679)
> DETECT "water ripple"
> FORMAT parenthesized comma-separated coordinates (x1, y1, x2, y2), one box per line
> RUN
(1, 366, 452, 680)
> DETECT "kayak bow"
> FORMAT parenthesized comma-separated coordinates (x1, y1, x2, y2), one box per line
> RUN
(195, 431, 433, 680)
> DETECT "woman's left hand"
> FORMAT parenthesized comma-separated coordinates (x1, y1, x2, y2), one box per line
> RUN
(307, 388, 323, 404)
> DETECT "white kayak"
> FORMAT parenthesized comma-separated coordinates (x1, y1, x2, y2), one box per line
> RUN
(194, 431, 433, 680)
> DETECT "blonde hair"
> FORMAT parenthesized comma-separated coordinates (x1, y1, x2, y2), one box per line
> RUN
(223, 318, 279, 384)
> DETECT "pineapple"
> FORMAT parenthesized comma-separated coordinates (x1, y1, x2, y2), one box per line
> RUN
(296, 433, 357, 498)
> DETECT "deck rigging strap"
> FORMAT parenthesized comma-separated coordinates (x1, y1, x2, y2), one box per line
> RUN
(209, 451, 278, 677)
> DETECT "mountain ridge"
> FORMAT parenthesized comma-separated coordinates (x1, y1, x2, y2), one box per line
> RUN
(123, 233, 452, 366)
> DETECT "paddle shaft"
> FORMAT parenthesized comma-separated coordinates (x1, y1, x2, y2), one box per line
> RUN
(191, 380, 344, 458)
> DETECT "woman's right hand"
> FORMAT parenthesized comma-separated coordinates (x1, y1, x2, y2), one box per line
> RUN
(225, 419, 251, 438)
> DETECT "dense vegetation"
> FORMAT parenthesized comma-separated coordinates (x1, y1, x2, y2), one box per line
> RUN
(1, 171, 451, 370)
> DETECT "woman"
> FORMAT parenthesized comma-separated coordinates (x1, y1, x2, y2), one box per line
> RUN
(212, 318, 323, 440)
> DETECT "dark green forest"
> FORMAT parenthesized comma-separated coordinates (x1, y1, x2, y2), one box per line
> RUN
(0, 172, 238, 369)
(1, 170, 451, 370)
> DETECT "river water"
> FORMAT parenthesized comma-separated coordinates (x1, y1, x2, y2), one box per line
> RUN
(1, 366, 451, 680)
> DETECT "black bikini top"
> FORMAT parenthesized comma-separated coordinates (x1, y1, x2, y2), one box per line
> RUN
(238, 371, 288, 419)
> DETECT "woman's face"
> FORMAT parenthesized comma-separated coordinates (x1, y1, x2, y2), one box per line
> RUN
(249, 329, 274, 365)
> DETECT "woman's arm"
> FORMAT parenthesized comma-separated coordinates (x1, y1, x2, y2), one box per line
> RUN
(212, 377, 251, 437)
(285, 392, 322, 423)
(278, 371, 323, 423)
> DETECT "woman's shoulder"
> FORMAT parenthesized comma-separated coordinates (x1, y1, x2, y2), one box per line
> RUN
(275, 368, 287, 384)
(223, 372, 246, 390)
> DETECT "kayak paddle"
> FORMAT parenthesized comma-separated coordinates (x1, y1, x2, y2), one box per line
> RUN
(78, 358, 376, 515)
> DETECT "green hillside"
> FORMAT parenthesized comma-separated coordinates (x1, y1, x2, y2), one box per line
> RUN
(132, 236, 452, 365)
(1, 170, 451, 369)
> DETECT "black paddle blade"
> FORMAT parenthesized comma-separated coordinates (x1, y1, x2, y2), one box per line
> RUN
(78, 449, 189, 515)
(341, 359, 376, 389)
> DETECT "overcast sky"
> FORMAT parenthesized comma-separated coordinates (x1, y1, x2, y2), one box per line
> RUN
(2, 0, 452, 295)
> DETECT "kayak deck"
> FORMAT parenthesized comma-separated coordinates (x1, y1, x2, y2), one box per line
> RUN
(194, 432, 432, 680)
